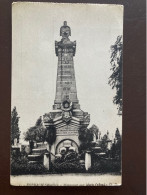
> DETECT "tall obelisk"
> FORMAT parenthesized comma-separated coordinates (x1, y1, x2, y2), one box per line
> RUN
(43, 22, 90, 157)
(53, 21, 80, 110)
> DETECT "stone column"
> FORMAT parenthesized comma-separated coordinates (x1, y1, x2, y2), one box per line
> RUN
(85, 151, 91, 171)
(43, 153, 50, 170)
(46, 143, 55, 161)
(51, 144, 55, 161)
(14, 138, 17, 146)
(45, 142, 49, 151)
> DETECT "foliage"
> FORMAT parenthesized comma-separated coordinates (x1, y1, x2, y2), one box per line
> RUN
(52, 161, 84, 173)
(100, 134, 108, 152)
(108, 35, 123, 113)
(78, 127, 87, 142)
(24, 117, 46, 142)
(90, 158, 121, 173)
(79, 142, 92, 154)
(115, 128, 121, 140)
(52, 151, 84, 173)
(115, 137, 121, 160)
(11, 149, 48, 175)
(24, 116, 56, 147)
(89, 125, 99, 139)
(78, 128, 93, 152)
(110, 128, 121, 159)
(11, 148, 121, 175)
(55, 151, 79, 163)
(11, 107, 21, 145)
(45, 125, 56, 146)
(114, 128, 121, 159)
(78, 125, 99, 154)
(79, 124, 99, 144)
(11, 160, 47, 175)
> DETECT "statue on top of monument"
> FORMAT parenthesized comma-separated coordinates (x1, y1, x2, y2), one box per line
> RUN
(60, 21, 71, 39)
(55, 21, 76, 56)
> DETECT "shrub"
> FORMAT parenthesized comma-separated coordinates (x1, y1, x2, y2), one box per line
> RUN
(90, 159, 121, 173)
(52, 151, 84, 173)
(52, 161, 84, 173)
(11, 160, 48, 175)
(11, 150, 48, 175)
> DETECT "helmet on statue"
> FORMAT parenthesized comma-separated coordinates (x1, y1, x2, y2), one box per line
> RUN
(60, 21, 71, 38)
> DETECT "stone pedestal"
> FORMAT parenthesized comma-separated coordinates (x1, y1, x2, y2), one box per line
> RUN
(85, 151, 91, 171)
(43, 153, 50, 170)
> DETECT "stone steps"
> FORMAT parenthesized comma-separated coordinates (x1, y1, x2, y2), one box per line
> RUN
(32, 148, 47, 154)
(28, 161, 38, 164)
(32, 153, 43, 155)
(91, 147, 102, 153)
(94, 152, 106, 157)
(28, 154, 43, 162)
(36, 143, 47, 149)
(27, 142, 48, 163)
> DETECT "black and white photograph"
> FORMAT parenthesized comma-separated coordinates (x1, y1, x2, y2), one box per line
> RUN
(11, 2, 123, 186)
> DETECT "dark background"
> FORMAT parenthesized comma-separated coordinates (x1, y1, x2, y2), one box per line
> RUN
(0, 0, 146, 194)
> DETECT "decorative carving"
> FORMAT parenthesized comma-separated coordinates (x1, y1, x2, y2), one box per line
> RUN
(83, 114, 90, 123)
(61, 99, 73, 123)
(43, 113, 53, 123)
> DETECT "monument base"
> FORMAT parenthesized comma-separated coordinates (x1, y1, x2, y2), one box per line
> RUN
(43, 107, 90, 158)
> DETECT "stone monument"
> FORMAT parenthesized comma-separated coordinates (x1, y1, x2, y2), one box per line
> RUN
(43, 21, 90, 159)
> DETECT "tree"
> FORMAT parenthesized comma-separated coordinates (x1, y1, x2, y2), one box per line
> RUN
(24, 117, 46, 143)
(78, 124, 99, 152)
(79, 127, 93, 143)
(115, 128, 121, 140)
(109, 35, 123, 113)
(100, 134, 108, 152)
(11, 107, 21, 145)
(115, 128, 121, 158)
(89, 125, 99, 140)
(45, 125, 56, 151)
(115, 137, 121, 159)
(111, 128, 121, 159)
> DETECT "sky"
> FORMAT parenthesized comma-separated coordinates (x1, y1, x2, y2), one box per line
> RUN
(12, 3, 123, 143)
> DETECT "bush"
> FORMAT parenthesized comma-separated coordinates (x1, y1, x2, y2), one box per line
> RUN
(11, 160, 48, 175)
(52, 151, 84, 173)
(90, 159, 121, 173)
(52, 161, 84, 173)
(11, 150, 48, 175)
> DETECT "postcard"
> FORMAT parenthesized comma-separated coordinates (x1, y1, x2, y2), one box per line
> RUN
(11, 2, 123, 186)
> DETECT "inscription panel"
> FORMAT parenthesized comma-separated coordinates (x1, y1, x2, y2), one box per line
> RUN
(56, 125, 78, 135)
